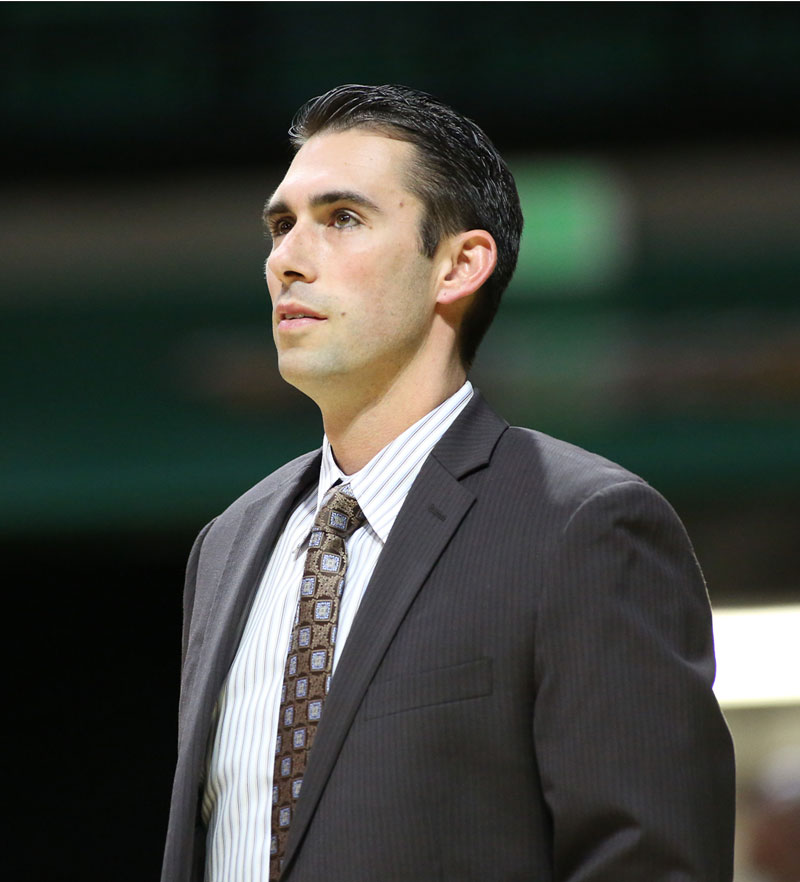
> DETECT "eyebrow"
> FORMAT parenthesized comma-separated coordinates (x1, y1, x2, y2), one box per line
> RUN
(263, 189, 382, 224)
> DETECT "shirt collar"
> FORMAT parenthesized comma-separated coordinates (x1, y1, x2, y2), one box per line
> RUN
(316, 381, 473, 543)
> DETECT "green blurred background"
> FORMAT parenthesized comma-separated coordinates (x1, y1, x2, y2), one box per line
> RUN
(3, 3, 798, 880)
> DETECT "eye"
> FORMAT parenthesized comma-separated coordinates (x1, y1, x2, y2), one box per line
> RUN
(332, 210, 359, 230)
(270, 217, 294, 238)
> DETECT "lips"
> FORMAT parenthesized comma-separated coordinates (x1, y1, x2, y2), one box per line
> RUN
(277, 301, 324, 319)
(276, 302, 327, 331)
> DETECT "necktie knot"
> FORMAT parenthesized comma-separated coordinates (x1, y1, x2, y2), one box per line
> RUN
(314, 485, 367, 539)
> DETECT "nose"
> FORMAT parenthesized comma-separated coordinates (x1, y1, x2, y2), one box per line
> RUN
(266, 222, 317, 287)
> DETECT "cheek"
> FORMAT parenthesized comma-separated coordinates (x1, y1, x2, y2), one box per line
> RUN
(336, 258, 390, 313)
(338, 236, 433, 325)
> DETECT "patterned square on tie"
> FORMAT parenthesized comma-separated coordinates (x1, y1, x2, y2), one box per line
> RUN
(308, 700, 322, 720)
(291, 779, 303, 799)
(309, 530, 323, 548)
(337, 578, 345, 596)
(295, 677, 308, 698)
(320, 553, 340, 573)
(298, 626, 311, 647)
(280, 756, 291, 777)
(271, 835, 278, 855)
(310, 650, 326, 671)
(331, 624, 337, 645)
(275, 734, 282, 754)
(329, 510, 348, 530)
(288, 655, 297, 676)
(279, 807, 291, 827)
(284, 706, 294, 726)
(300, 576, 315, 596)
(293, 727, 306, 748)
(314, 600, 332, 620)
(272, 785, 278, 805)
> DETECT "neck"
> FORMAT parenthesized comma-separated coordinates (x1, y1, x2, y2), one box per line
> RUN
(319, 364, 466, 475)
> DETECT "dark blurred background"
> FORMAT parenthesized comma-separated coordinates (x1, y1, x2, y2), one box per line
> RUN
(3, 3, 799, 880)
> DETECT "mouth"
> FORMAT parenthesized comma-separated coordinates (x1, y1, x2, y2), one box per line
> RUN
(276, 303, 327, 331)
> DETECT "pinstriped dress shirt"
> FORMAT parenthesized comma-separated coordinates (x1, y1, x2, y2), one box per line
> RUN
(202, 381, 473, 882)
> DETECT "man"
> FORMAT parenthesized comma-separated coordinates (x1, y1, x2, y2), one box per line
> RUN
(162, 84, 735, 882)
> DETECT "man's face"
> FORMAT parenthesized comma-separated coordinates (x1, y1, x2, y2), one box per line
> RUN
(265, 129, 441, 402)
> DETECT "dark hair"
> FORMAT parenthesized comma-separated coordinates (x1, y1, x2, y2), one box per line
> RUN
(288, 84, 523, 369)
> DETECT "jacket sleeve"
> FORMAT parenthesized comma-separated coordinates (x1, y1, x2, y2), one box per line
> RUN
(181, 519, 217, 671)
(533, 479, 735, 881)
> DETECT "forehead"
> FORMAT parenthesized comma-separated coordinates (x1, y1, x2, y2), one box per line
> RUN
(273, 129, 419, 206)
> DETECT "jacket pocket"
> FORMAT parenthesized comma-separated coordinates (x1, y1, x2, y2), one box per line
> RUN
(362, 657, 493, 720)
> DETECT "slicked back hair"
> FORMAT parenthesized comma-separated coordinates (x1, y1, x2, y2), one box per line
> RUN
(288, 84, 523, 369)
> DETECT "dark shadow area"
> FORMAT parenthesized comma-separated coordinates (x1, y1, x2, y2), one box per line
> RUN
(6, 529, 193, 881)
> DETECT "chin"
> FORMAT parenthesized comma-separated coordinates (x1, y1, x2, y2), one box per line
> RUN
(277, 361, 311, 391)
(277, 354, 330, 394)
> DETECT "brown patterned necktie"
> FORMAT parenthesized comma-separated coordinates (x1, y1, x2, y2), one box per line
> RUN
(270, 484, 367, 879)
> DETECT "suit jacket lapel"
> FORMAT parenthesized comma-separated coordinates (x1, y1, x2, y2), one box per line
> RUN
(284, 393, 508, 867)
(181, 451, 322, 778)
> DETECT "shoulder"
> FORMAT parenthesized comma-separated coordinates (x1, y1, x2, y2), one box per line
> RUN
(491, 424, 651, 513)
(488, 427, 699, 590)
(442, 392, 667, 529)
(445, 391, 649, 508)
(211, 447, 321, 527)
(185, 447, 321, 580)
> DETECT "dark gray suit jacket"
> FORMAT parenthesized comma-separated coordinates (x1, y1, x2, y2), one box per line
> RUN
(161, 393, 735, 881)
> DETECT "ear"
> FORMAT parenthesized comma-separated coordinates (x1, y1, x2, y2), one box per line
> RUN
(435, 229, 497, 306)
